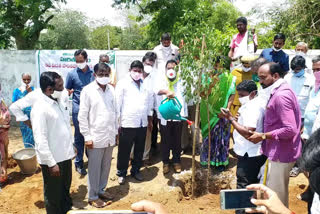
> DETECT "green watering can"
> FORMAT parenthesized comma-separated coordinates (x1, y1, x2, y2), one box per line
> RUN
(159, 97, 193, 126)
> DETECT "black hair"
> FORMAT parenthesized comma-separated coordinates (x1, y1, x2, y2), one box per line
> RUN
(99, 54, 109, 62)
(142, 52, 157, 63)
(298, 129, 320, 194)
(290, 55, 306, 70)
(251, 57, 268, 69)
(40, 72, 61, 92)
(161, 33, 171, 41)
(236, 17, 247, 25)
(236, 80, 257, 93)
(130, 60, 144, 70)
(166, 59, 178, 68)
(269, 62, 287, 78)
(74, 49, 88, 60)
(94, 63, 111, 73)
(273, 33, 286, 42)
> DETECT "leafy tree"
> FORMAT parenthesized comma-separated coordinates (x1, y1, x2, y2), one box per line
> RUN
(90, 25, 122, 50)
(38, 10, 90, 49)
(0, 0, 66, 49)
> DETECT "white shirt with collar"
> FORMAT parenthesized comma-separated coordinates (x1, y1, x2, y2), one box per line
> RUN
(10, 88, 69, 122)
(143, 73, 156, 112)
(116, 75, 153, 128)
(233, 97, 265, 157)
(78, 81, 117, 148)
(284, 71, 314, 117)
(31, 93, 75, 167)
(153, 43, 179, 74)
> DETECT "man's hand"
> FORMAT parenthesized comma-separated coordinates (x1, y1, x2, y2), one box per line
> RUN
(23, 120, 32, 129)
(49, 164, 60, 177)
(248, 131, 263, 144)
(85, 140, 93, 149)
(245, 184, 292, 214)
(166, 91, 175, 98)
(26, 85, 33, 93)
(67, 89, 74, 96)
(116, 134, 119, 146)
(131, 200, 168, 214)
(220, 108, 233, 120)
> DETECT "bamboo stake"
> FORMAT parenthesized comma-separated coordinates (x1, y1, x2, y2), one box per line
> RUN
(206, 93, 211, 192)
(191, 34, 206, 199)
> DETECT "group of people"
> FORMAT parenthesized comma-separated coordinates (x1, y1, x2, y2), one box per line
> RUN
(0, 15, 319, 214)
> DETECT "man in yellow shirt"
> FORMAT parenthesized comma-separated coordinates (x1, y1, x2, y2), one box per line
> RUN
(230, 55, 257, 131)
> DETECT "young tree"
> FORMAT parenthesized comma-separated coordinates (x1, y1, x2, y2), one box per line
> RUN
(0, 0, 66, 49)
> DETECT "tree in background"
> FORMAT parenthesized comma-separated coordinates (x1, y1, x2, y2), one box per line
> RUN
(0, 0, 66, 49)
(38, 10, 90, 49)
(90, 25, 122, 50)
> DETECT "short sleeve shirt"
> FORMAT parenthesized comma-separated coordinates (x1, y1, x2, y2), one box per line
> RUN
(65, 68, 94, 113)
(260, 48, 289, 72)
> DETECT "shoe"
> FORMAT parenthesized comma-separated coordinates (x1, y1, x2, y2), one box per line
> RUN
(217, 165, 226, 172)
(173, 163, 182, 173)
(98, 192, 114, 201)
(290, 167, 301, 177)
(118, 176, 126, 185)
(88, 198, 107, 208)
(163, 164, 170, 174)
(132, 172, 144, 181)
(76, 167, 87, 176)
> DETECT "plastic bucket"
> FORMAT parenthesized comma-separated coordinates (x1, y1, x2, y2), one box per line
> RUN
(12, 146, 38, 174)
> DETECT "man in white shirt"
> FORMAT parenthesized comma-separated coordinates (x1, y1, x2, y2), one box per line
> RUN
(221, 80, 267, 214)
(78, 63, 117, 208)
(156, 60, 188, 174)
(295, 42, 313, 73)
(116, 60, 153, 185)
(153, 33, 179, 77)
(31, 72, 75, 214)
(142, 52, 158, 163)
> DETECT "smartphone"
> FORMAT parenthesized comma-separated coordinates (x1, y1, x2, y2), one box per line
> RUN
(67, 211, 152, 214)
(220, 189, 258, 210)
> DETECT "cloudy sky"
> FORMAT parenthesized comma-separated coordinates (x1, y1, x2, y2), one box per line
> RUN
(62, 0, 286, 27)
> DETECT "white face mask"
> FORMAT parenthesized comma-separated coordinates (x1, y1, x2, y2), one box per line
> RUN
(52, 90, 62, 99)
(166, 69, 176, 79)
(144, 65, 153, 74)
(96, 77, 110, 85)
(77, 62, 87, 70)
(239, 95, 250, 105)
(296, 51, 306, 57)
(272, 46, 282, 52)
(242, 66, 251, 72)
(130, 71, 143, 81)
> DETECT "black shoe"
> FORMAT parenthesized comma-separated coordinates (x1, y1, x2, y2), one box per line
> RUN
(76, 166, 87, 175)
(217, 165, 226, 172)
(132, 172, 143, 181)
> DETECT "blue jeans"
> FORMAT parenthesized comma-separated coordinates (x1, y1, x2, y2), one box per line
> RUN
(72, 112, 85, 169)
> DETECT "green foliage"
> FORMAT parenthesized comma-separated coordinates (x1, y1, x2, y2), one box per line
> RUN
(38, 10, 90, 49)
(90, 25, 122, 50)
(0, 0, 66, 49)
(254, 0, 320, 49)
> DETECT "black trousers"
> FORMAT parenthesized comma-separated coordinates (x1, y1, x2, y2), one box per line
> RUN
(160, 121, 183, 164)
(235, 153, 267, 214)
(151, 110, 158, 149)
(117, 127, 147, 177)
(40, 159, 72, 214)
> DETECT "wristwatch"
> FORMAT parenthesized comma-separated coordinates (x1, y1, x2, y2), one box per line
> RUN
(262, 133, 266, 140)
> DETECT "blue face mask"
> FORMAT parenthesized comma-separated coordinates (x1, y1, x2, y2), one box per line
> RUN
(294, 69, 305, 77)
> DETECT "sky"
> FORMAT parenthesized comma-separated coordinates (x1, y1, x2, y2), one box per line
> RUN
(62, 0, 287, 27)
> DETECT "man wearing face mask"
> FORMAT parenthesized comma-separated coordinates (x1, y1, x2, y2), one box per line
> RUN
(155, 60, 188, 174)
(31, 72, 75, 214)
(78, 63, 116, 208)
(65, 49, 94, 176)
(248, 62, 302, 208)
(230, 55, 256, 130)
(260, 33, 289, 72)
(99, 54, 117, 86)
(115, 60, 153, 185)
(295, 42, 313, 74)
(142, 52, 158, 163)
(153, 33, 179, 77)
(221, 80, 267, 214)
(302, 56, 320, 142)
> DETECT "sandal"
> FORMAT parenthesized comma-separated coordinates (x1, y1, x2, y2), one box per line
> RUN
(88, 199, 107, 208)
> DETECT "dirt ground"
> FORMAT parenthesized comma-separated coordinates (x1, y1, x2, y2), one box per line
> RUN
(0, 126, 309, 214)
